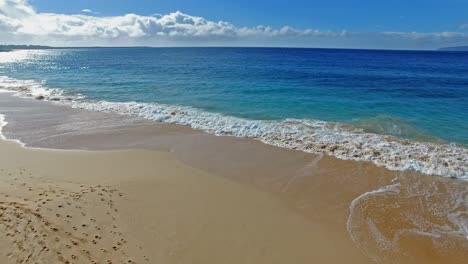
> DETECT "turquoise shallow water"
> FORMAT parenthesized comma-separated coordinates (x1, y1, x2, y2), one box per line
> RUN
(0, 48, 467, 178)
(1, 47, 467, 144)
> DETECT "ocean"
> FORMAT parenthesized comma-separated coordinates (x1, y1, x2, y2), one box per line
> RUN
(0, 47, 467, 178)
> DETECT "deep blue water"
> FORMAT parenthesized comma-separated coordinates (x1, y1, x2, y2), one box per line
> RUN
(1, 47, 468, 144)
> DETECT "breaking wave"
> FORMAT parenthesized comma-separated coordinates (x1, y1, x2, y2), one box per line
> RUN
(0, 75, 466, 179)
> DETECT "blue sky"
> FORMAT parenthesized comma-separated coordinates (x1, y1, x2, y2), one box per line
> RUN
(30, 0, 468, 32)
(1, 0, 468, 49)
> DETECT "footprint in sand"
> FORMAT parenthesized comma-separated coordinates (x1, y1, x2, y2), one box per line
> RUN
(0, 168, 150, 264)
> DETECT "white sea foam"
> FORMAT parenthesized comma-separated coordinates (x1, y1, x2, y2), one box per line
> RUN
(346, 176, 468, 262)
(0, 75, 467, 179)
(0, 113, 26, 147)
(0, 114, 7, 141)
(346, 181, 401, 262)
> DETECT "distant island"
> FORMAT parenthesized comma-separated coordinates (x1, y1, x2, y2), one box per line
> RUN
(0, 45, 154, 52)
(438, 46, 468, 51)
(0, 44, 53, 52)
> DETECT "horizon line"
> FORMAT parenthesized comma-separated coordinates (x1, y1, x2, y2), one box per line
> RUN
(1, 44, 462, 52)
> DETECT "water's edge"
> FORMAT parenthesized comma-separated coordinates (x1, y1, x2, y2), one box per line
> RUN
(0, 75, 466, 179)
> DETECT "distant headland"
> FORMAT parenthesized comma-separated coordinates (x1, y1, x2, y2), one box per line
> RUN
(438, 46, 468, 51)
(0, 44, 53, 52)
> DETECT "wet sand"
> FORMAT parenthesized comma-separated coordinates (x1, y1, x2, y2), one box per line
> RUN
(0, 93, 467, 263)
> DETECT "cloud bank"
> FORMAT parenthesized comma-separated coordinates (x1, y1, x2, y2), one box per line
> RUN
(1, 0, 467, 49)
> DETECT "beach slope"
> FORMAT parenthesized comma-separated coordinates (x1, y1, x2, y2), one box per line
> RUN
(0, 137, 373, 264)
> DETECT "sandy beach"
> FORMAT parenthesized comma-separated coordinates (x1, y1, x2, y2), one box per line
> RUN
(1, 0, 467, 262)
(0, 130, 373, 264)
(0, 93, 467, 264)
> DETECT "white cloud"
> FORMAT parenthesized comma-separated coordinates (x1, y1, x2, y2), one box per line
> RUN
(0, 0, 35, 17)
(0, 0, 467, 49)
(0, 1, 338, 43)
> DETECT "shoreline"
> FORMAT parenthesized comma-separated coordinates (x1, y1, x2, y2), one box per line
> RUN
(0, 91, 467, 263)
(0, 114, 378, 264)
(1, 74, 466, 179)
